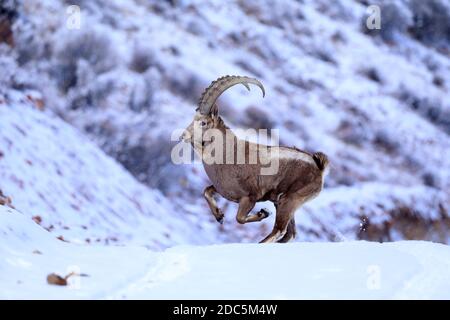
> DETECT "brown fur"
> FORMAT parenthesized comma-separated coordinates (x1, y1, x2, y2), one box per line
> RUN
(182, 76, 329, 243)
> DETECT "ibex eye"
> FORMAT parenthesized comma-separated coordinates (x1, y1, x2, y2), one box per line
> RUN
(200, 121, 207, 127)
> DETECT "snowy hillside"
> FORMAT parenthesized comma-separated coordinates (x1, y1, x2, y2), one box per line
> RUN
(2, 0, 450, 300)
(0, 91, 222, 248)
(1, 206, 450, 299)
(0, 0, 449, 265)
(2, 0, 448, 244)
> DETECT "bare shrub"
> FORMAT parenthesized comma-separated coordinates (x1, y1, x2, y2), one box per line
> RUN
(432, 75, 445, 88)
(234, 59, 263, 78)
(243, 106, 274, 130)
(53, 30, 118, 92)
(373, 130, 400, 154)
(316, 0, 353, 22)
(238, 0, 304, 29)
(68, 76, 116, 111)
(359, 205, 450, 244)
(65, 59, 116, 110)
(129, 45, 155, 74)
(336, 119, 368, 146)
(422, 172, 438, 188)
(409, 0, 450, 48)
(362, 0, 450, 48)
(185, 18, 209, 37)
(0, 0, 19, 18)
(362, 1, 412, 43)
(247, 36, 282, 65)
(0, 52, 38, 92)
(128, 69, 160, 112)
(116, 136, 184, 194)
(0, 0, 18, 46)
(166, 66, 205, 103)
(7, 1, 52, 65)
(359, 67, 383, 84)
(400, 89, 450, 135)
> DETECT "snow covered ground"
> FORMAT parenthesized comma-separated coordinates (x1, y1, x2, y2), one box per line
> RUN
(1, 206, 450, 299)
(1, 0, 449, 300)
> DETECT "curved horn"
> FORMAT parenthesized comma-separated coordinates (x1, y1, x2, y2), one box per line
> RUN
(197, 75, 265, 115)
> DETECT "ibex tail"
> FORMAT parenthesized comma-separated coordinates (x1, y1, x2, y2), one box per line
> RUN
(312, 152, 329, 172)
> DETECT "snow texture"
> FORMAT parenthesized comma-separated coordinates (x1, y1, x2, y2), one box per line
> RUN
(1, 0, 448, 245)
(0, 0, 449, 299)
(1, 206, 450, 299)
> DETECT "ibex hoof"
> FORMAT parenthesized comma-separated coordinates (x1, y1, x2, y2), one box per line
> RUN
(216, 216, 224, 224)
(258, 208, 271, 219)
(215, 213, 224, 224)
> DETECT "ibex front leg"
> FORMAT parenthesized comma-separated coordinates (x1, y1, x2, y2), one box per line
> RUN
(236, 197, 271, 224)
(204, 185, 224, 224)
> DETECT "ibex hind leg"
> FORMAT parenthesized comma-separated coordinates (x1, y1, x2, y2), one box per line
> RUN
(259, 199, 298, 243)
(277, 218, 296, 243)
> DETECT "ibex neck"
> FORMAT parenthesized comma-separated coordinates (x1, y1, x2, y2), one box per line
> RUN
(192, 117, 240, 163)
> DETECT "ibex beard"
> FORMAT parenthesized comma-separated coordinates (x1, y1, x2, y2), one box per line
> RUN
(176, 75, 329, 243)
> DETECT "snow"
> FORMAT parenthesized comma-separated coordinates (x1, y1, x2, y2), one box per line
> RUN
(2, 0, 448, 245)
(0, 92, 220, 248)
(299, 182, 449, 242)
(0, 206, 156, 299)
(1, 0, 449, 299)
(1, 206, 450, 299)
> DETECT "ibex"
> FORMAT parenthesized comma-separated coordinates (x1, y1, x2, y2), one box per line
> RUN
(181, 75, 329, 243)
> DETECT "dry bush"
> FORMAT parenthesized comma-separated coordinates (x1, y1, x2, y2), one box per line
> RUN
(399, 88, 450, 135)
(373, 130, 400, 154)
(53, 30, 118, 92)
(116, 136, 185, 194)
(243, 106, 274, 130)
(409, 0, 450, 48)
(0, 0, 18, 46)
(362, 1, 412, 42)
(129, 45, 155, 74)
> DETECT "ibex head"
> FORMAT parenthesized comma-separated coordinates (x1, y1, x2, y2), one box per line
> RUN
(181, 75, 265, 147)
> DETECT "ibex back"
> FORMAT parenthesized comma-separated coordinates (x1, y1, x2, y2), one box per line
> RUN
(181, 75, 329, 243)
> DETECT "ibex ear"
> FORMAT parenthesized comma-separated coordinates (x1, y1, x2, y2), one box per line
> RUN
(211, 104, 219, 118)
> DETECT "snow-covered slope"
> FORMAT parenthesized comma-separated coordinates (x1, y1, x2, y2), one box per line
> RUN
(1, 205, 449, 299)
(1, 0, 449, 300)
(1, 0, 449, 246)
(3, 0, 448, 243)
(0, 92, 220, 248)
(0, 206, 156, 299)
